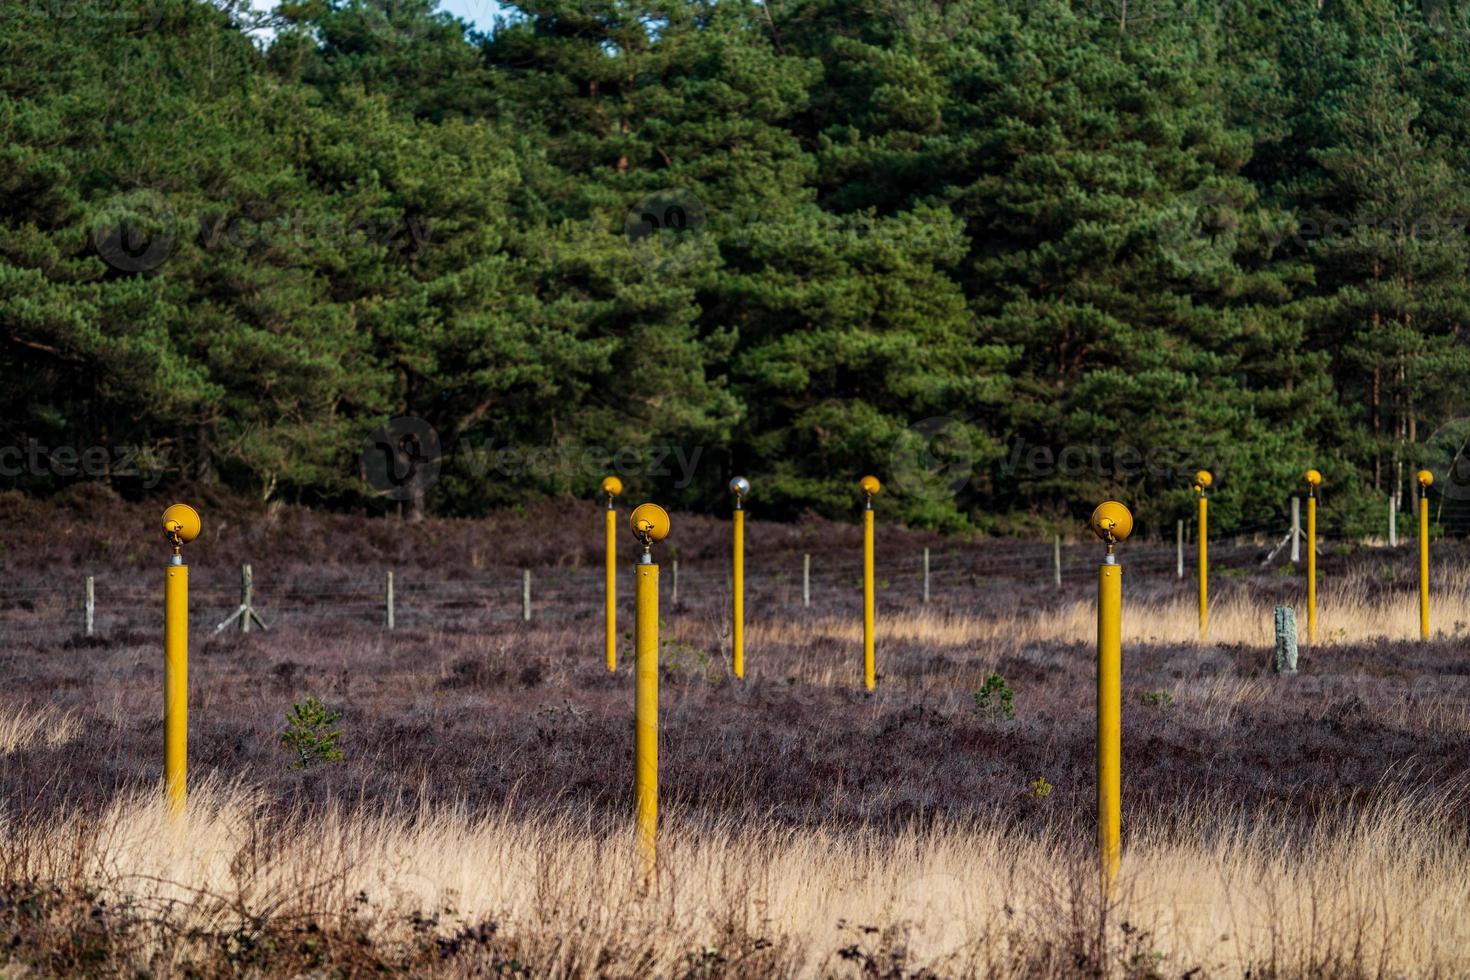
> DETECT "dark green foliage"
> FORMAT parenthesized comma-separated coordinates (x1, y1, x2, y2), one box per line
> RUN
(973, 672, 1015, 720)
(4, 0, 1470, 534)
(281, 697, 345, 768)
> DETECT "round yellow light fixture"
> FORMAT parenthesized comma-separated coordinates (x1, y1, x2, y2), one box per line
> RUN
(629, 503, 670, 542)
(162, 503, 201, 544)
(1089, 500, 1133, 543)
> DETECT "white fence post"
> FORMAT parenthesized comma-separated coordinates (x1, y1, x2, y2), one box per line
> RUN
(386, 571, 395, 630)
(922, 547, 930, 604)
(241, 564, 253, 634)
(1291, 496, 1301, 563)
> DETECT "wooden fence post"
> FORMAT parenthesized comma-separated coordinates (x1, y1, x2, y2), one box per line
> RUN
(1291, 496, 1301, 564)
(215, 564, 267, 633)
(241, 564, 253, 634)
(1273, 606, 1299, 675)
(1176, 520, 1184, 579)
(386, 571, 395, 630)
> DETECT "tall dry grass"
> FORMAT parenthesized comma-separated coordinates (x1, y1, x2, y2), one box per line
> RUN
(752, 563, 1470, 683)
(0, 703, 80, 755)
(3, 782, 1467, 977)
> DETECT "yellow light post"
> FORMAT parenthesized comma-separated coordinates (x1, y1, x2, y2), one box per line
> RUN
(1089, 500, 1132, 896)
(860, 476, 881, 691)
(629, 502, 669, 881)
(1418, 469, 1433, 640)
(729, 476, 750, 680)
(1304, 469, 1321, 642)
(1193, 470, 1212, 641)
(161, 503, 200, 817)
(602, 476, 623, 672)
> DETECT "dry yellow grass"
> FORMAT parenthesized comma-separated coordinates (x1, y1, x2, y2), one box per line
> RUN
(5, 783, 1468, 977)
(5, 552, 1467, 975)
(0, 703, 80, 755)
(751, 566, 1470, 664)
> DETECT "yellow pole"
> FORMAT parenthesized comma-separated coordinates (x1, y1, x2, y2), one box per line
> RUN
(159, 504, 199, 817)
(863, 505, 875, 691)
(1098, 556, 1121, 893)
(1419, 493, 1430, 640)
(164, 560, 188, 816)
(857, 476, 881, 690)
(1087, 499, 1130, 898)
(1307, 492, 1317, 643)
(1198, 494, 1208, 640)
(732, 506, 745, 679)
(605, 503, 617, 671)
(1191, 470, 1212, 642)
(634, 559, 659, 879)
(1419, 471, 1432, 640)
(601, 476, 622, 672)
(625, 502, 668, 885)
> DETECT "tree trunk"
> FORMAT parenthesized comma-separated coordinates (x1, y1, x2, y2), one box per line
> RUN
(196, 424, 216, 484)
(1372, 365, 1381, 489)
(409, 482, 426, 523)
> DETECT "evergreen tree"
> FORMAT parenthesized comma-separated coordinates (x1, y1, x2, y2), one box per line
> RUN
(1290, 7, 1470, 505)
(3, 0, 1467, 531)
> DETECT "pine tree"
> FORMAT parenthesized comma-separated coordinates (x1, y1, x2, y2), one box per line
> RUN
(1291, 8, 1470, 507)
